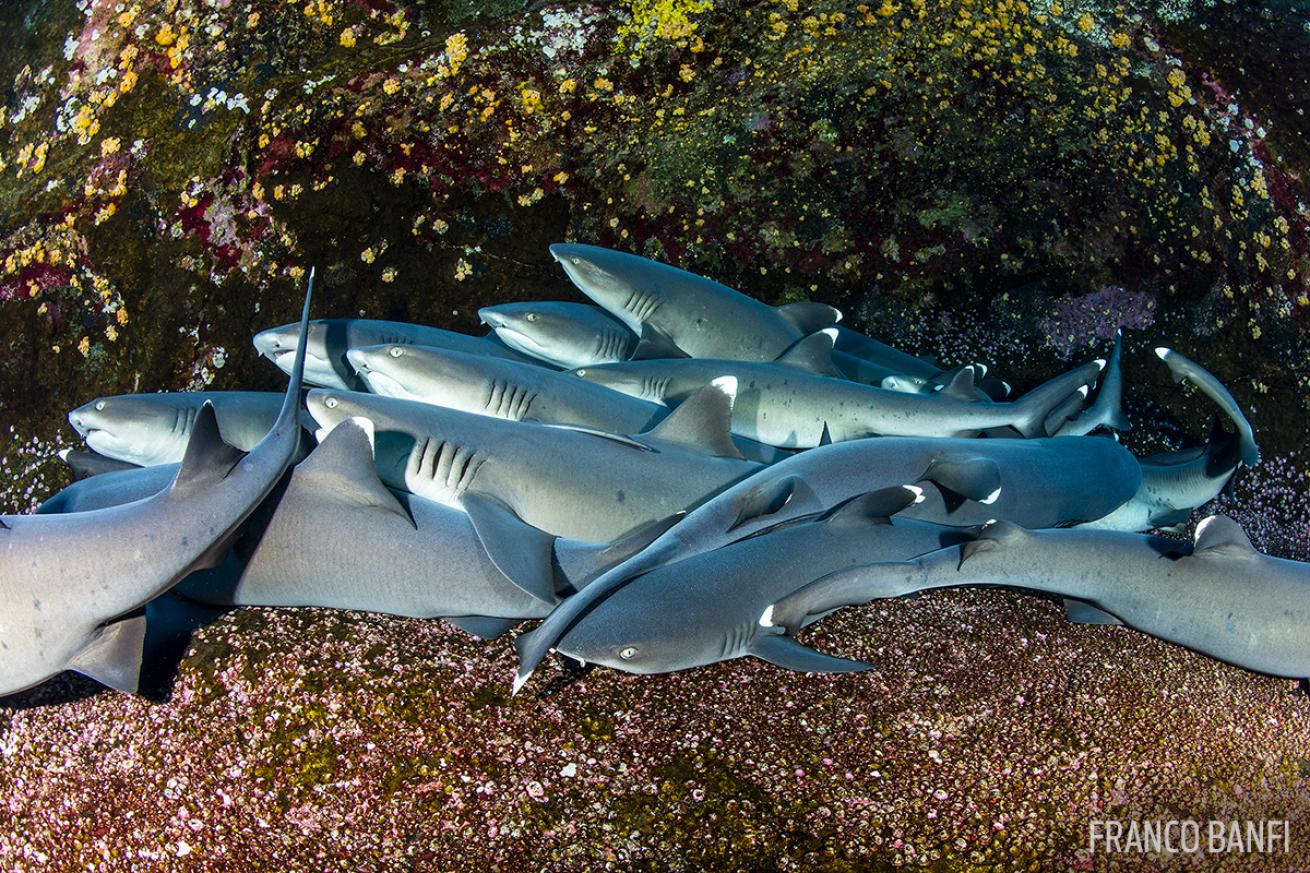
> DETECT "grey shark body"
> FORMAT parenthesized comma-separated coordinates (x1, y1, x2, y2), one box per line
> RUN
(346, 343, 790, 464)
(176, 420, 669, 637)
(511, 434, 1142, 690)
(555, 488, 973, 676)
(68, 391, 305, 468)
(38, 463, 179, 514)
(478, 302, 636, 369)
(550, 243, 840, 361)
(571, 349, 1102, 447)
(0, 280, 313, 695)
(253, 317, 538, 390)
(764, 516, 1310, 680)
(305, 385, 761, 542)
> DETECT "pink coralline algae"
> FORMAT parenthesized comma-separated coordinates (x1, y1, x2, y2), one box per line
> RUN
(1038, 287, 1158, 356)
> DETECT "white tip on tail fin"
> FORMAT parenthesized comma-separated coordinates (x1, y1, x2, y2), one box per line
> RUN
(1154, 347, 1172, 360)
(980, 487, 1001, 505)
(1094, 358, 1107, 370)
(1078, 385, 1090, 398)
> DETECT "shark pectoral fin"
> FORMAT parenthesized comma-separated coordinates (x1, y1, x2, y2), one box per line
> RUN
(920, 454, 1003, 504)
(1148, 508, 1194, 528)
(445, 615, 523, 640)
(298, 417, 416, 527)
(1191, 515, 1257, 559)
(727, 474, 819, 532)
(775, 328, 842, 377)
(61, 449, 140, 480)
(641, 377, 745, 460)
(462, 491, 560, 605)
(822, 486, 921, 526)
(774, 301, 843, 335)
(549, 424, 654, 452)
(69, 613, 149, 694)
(169, 402, 246, 497)
(1061, 598, 1123, 626)
(630, 323, 690, 360)
(748, 634, 872, 674)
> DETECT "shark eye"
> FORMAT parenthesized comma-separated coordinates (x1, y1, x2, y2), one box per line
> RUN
(389, 346, 404, 358)
(94, 401, 105, 411)
(619, 646, 637, 660)
(576, 369, 587, 377)
(324, 397, 339, 409)
(526, 312, 538, 323)
(569, 256, 582, 266)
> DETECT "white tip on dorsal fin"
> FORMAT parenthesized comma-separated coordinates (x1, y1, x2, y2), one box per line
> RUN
(1192, 515, 1256, 557)
(774, 301, 843, 335)
(1154, 347, 1172, 360)
(641, 379, 745, 460)
(1094, 358, 1107, 371)
(1078, 385, 1090, 398)
(905, 484, 925, 504)
(979, 487, 1001, 505)
(758, 605, 775, 628)
(774, 329, 841, 377)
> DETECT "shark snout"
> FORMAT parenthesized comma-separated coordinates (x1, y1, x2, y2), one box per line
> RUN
(478, 307, 509, 329)
(345, 348, 372, 374)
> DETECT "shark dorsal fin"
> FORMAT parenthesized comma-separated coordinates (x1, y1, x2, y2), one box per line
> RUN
(919, 452, 1002, 504)
(68, 613, 149, 694)
(641, 377, 745, 459)
(462, 491, 560, 605)
(629, 323, 689, 360)
(169, 402, 245, 497)
(935, 365, 979, 401)
(775, 329, 841, 376)
(775, 301, 842, 335)
(297, 418, 415, 527)
(821, 486, 921, 526)
(1192, 515, 1256, 558)
(959, 518, 1028, 566)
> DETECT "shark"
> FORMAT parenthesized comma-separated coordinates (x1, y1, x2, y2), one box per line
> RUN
(67, 390, 306, 467)
(761, 516, 1310, 681)
(345, 342, 791, 464)
(550, 242, 841, 361)
(253, 317, 539, 390)
(552, 487, 975, 676)
(0, 273, 314, 696)
(304, 380, 762, 542)
(570, 332, 1104, 447)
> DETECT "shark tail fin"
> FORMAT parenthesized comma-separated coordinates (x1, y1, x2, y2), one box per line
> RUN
(1010, 360, 1103, 438)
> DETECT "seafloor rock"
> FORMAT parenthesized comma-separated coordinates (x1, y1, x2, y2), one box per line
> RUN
(3, 0, 1310, 868)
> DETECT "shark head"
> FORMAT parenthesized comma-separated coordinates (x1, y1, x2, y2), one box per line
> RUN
(68, 395, 193, 467)
(348, 344, 523, 419)
(254, 319, 353, 389)
(549, 243, 663, 332)
(552, 591, 711, 676)
(479, 301, 632, 368)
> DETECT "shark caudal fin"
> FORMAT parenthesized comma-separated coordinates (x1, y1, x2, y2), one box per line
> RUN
(1055, 331, 1130, 436)
(1155, 346, 1260, 467)
(1010, 359, 1104, 438)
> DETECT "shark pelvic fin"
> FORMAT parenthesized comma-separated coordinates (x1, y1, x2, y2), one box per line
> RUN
(642, 378, 745, 459)
(748, 634, 872, 674)
(463, 491, 561, 605)
(69, 613, 149, 694)
(445, 615, 523, 640)
(297, 417, 416, 527)
(629, 323, 689, 360)
(169, 402, 245, 498)
(775, 328, 842, 377)
(1191, 515, 1256, 558)
(774, 301, 843, 335)
(727, 474, 819, 532)
(1061, 598, 1123, 626)
(820, 486, 920, 526)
